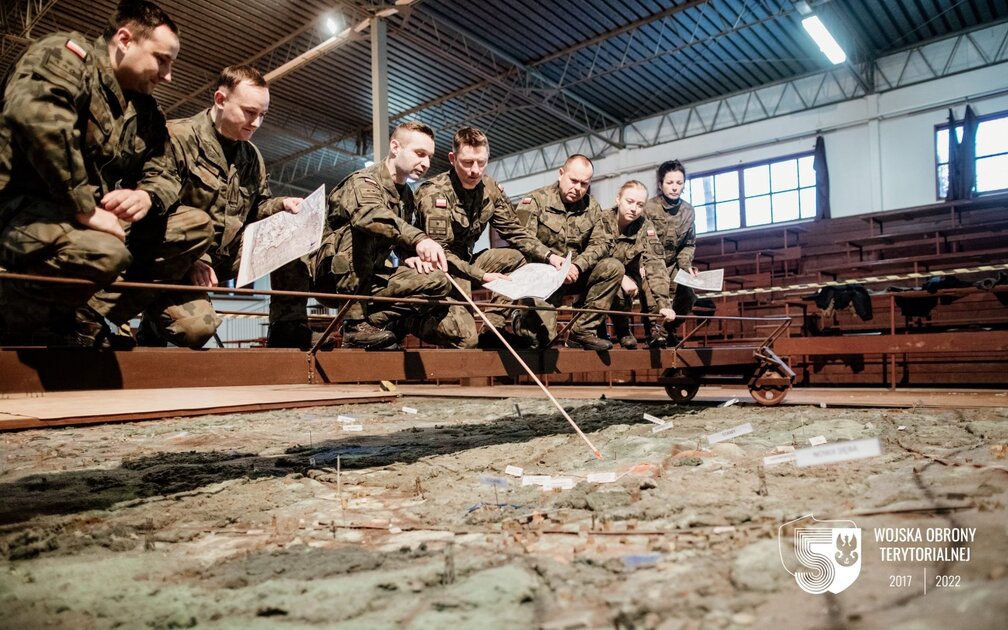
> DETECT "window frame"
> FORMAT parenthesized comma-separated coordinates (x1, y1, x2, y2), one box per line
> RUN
(934, 108, 1008, 200)
(684, 150, 817, 235)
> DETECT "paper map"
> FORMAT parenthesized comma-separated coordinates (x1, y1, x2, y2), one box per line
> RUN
(236, 184, 325, 287)
(674, 268, 724, 291)
(483, 253, 571, 300)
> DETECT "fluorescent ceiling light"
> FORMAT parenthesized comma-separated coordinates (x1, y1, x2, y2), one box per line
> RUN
(802, 15, 846, 65)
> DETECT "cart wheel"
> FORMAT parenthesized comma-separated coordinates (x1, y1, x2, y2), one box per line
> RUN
(748, 368, 791, 406)
(749, 384, 789, 406)
(665, 382, 700, 404)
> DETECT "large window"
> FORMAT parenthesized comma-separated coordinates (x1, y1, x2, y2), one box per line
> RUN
(935, 111, 1008, 199)
(684, 153, 817, 234)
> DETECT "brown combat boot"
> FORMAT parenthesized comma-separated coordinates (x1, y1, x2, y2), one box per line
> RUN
(341, 320, 397, 349)
(565, 330, 613, 351)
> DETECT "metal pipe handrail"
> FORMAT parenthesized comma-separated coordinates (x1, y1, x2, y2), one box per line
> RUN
(0, 270, 791, 327)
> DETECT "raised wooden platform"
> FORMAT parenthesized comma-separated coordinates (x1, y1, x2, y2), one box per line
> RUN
(0, 385, 395, 431)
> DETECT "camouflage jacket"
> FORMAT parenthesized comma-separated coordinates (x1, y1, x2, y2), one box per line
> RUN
(515, 182, 613, 273)
(643, 195, 696, 271)
(606, 209, 672, 311)
(162, 108, 284, 271)
(414, 170, 551, 283)
(0, 33, 174, 225)
(323, 161, 428, 285)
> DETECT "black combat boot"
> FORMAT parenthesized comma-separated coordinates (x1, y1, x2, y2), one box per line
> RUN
(267, 321, 312, 349)
(477, 327, 532, 349)
(135, 314, 167, 347)
(646, 331, 667, 349)
(71, 306, 116, 348)
(613, 324, 637, 349)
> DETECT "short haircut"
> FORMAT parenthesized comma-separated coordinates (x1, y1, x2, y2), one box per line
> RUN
(103, 1, 178, 40)
(216, 65, 268, 92)
(657, 159, 686, 190)
(393, 121, 435, 142)
(452, 127, 489, 154)
(563, 154, 594, 170)
(618, 179, 647, 197)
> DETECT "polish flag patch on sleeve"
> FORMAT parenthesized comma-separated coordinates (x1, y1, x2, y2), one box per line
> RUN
(521, 197, 532, 204)
(65, 39, 87, 60)
(435, 197, 448, 208)
(647, 229, 656, 236)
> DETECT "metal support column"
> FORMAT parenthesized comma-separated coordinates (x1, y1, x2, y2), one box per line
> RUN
(371, 16, 389, 162)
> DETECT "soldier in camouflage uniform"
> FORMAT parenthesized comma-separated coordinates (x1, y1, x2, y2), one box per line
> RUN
(514, 154, 622, 351)
(89, 65, 308, 349)
(601, 180, 677, 349)
(312, 121, 449, 349)
(412, 127, 560, 348)
(642, 159, 698, 327)
(0, 1, 183, 346)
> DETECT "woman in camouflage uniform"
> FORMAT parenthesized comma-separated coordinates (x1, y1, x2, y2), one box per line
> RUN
(642, 160, 699, 340)
(602, 181, 677, 349)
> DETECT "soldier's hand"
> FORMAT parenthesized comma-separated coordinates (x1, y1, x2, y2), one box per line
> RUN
(620, 275, 639, 298)
(482, 272, 510, 283)
(101, 189, 152, 222)
(188, 260, 218, 287)
(688, 266, 699, 277)
(547, 254, 565, 270)
(564, 264, 580, 285)
(76, 208, 126, 242)
(659, 307, 676, 322)
(404, 256, 435, 274)
(283, 197, 303, 214)
(415, 238, 447, 271)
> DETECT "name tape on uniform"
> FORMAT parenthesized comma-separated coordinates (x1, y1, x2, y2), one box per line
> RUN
(642, 413, 665, 425)
(342, 424, 364, 432)
(809, 435, 828, 446)
(794, 437, 882, 467)
(707, 423, 753, 444)
(402, 406, 418, 414)
(504, 465, 524, 477)
(336, 415, 356, 423)
(652, 422, 676, 434)
(586, 471, 618, 483)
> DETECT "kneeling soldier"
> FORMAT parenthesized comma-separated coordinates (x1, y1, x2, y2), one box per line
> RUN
(312, 122, 449, 349)
(412, 127, 561, 348)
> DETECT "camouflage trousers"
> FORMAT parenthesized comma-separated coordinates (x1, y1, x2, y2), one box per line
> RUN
(313, 250, 450, 336)
(0, 195, 131, 335)
(608, 269, 649, 337)
(416, 248, 526, 349)
(89, 205, 213, 326)
(135, 249, 311, 350)
(639, 265, 696, 336)
(514, 256, 624, 345)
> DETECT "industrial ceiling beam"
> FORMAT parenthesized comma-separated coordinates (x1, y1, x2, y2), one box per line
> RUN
(0, 0, 59, 76)
(490, 20, 1008, 183)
